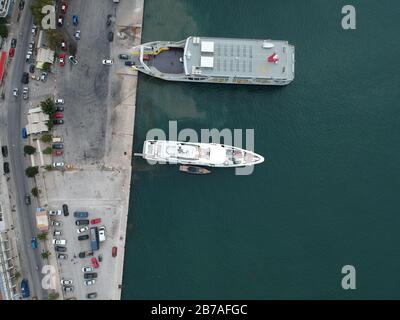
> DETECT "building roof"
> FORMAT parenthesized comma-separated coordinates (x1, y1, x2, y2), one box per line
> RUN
(36, 48, 55, 69)
(26, 108, 49, 135)
(184, 36, 294, 80)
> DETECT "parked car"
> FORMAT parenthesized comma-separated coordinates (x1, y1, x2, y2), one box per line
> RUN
(1, 146, 8, 157)
(62, 204, 69, 217)
(61, 2, 68, 13)
(82, 266, 93, 273)
(21, 72, 29, 84)
(53, 112, 63, 119)
(3, 162, 10, 174)
(61, 279, 73, 285)
(29, 64, 35, 73)
(53, 150, 63, 156)
(102, 59, 113, 65)
(31, 237, 37, 249)
(55, 246, 67, 252)
(13, 88, 19, 97)
(57, 15, 64, 27)
(53, 119, 64, 125)
(52, 239, 67, 245)
(25, 194, 31, 205)
(74, 30, 81, 40)
(55, 106, 64, 112)
(63, 286, 74, 292)
(11, 38, 17, 48)
(19, 0, 25, 11)
(74, 211, 89, 218)
(118, 54, 129, 60)
(98, 226, 106, 242)
(61, 40, 67, 51)
(52, 143, 63, 149)
(72, 15, 78, 26)
(108, 31, 114, 42)
(124, 60, 135, 67)
(20, 279, 30, 299)
(52, 162, 64, 168)
(87, 292, 97, 299)
(90, 218, 101, 225)
(84, 279, 96, 286)
(22, 128, 27, 139)
(75, 219, 89, 226)
(9, 48, 15, 58)
(106, 14, 112, 26)
(78, 251, 93, 258)
(112, 246, 118, 257)
(98, 254, 103, 262)
(22, 87, 29, 100)
(68, 55, 78, 65)
(26, 53, 31, 62)
(83, 273, 97, 279)
(53, 230, 62, 236)
(49, 210, 62, 216)
(31, 25, 37, 35)
(91, 257, 99, 268)
(54, 98, 64, 104)
(57, 253, 68, 259)
(40, 72, 47, 82)
(59, 53, 65, 66)
(78, 235, 89, 241)
(51, 221, 62, 227)
(77, 226, 89, 234)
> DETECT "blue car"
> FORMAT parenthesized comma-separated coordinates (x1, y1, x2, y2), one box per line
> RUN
(31, 237, 38, 249)
(72, 15, 78, 26)
(21, 279, 30, 298)
(74, 211, 88, 218)
(22, 127, 27, 139)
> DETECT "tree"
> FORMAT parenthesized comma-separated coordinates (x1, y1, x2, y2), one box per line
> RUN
(48, 292, 59, 300)
(41, 97, 56, 115)
(31, 187, 40, 197)
(30, 0, 53, 26)
(41, 251, 51, 259)
(37, 232, 48, 241)
(46, 120, 54, 131)
(41, 133, 52, 143)
(45, 29, 63, 51)
(25, 166, 39, 177)
(44, 165, 53, 171)
(24, 145, 36, 155)
(0, 24, 8, 38)
(42, 62, 52, 73)
(14, 271, 21, 280)
(43, 146, 52, 155)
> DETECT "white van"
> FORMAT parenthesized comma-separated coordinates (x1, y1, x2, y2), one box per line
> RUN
(98, 226, 106, 242)
(52, 137, 63, 143)
(54, 98, 64, 104)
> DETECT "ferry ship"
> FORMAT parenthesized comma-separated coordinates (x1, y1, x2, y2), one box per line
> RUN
(142, 140, 264, 167)
(130, 36, 295, 85)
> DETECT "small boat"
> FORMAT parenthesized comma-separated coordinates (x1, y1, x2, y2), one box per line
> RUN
(179, 165, 211, 175)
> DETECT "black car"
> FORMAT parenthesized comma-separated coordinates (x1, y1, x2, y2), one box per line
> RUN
(53, 119, 64, 125)
(24, 194, 31, 205)
(62, 204, 69, 216)
(19, 0, 25, 10)
(11, 38, 17, 48)
(98, 254, 103, 262)
(108, 31, 114, 42)
(84, 273, 97, 279)
(106, 15, 112, 26)
(124, 60, 135, 67)
(75, 219, 89, 226)
(78, 250, 93, 258)
(78, 235, 89, 241)
(29, 64, 35, 73)
(57, 253, 68, 259)
(52, 143, 63, 149)
(21, 72, 29, 84)
(1, 146, 8, 157)
(3, 162, 10, 174)
(87, 292, 97, 299)
(56, 106, 64, 112)
(118, 54, 129, 60)
(55, 246, 67, 252)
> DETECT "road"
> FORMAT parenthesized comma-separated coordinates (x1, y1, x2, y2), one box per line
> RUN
(1, 0, 47, 299)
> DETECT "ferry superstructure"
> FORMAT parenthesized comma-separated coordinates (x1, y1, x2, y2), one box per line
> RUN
(131, 36, 295, 85)
(142, 140, 264, 168)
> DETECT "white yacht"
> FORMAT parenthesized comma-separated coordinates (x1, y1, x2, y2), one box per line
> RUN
(142, 140, 264, 167)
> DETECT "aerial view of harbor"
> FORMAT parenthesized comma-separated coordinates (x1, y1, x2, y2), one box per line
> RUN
(0, 0, 399, 313)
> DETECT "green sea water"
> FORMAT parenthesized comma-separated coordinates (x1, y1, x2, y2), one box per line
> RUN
(122, 0, 400, 299)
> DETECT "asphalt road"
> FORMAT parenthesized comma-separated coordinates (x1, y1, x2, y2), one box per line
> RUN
(2, 0, 47, 299)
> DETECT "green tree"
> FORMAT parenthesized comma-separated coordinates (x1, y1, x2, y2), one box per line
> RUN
(42, 62, 52, 73)
(25, 166, 39, 177)
(46, 120, 54, 131)
(48, 292, 59, 300)
(41, 97, 56, 115)
(31, 187, 40, 197)
(45, 29, 63, 51)
(0, 24, 8, 38)
(30, 0, 53, 26)
(37, 232, 48, 241)
(24, 145, 36, 155)
(41, 133, 52, 143)
(44, 164, 53, 171)
(14, 271, 21, 280)
(43, 146, 52, 155)
(41, 251, 51, 259)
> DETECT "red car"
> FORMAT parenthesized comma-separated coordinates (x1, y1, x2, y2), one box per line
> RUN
(90, 218, 101, 225)
(61, 2, 68, 14)
(59, 53, 65, 66)
(61, 40, 67, 51)
(9, 47, 15, 58)
(112, 247, 117, 258)
(53, 150, 63, 156)
(53, 112, 63, 119)
(91, 257, 99, 268)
